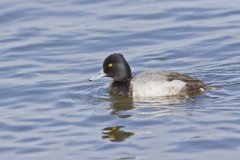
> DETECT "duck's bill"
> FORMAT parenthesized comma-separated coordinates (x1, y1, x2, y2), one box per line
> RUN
(89, 68, 106, 81)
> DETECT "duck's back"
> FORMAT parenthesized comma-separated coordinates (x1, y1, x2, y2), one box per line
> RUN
(131, 71, 206, 97)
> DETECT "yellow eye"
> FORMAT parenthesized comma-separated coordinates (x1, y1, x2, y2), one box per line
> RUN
(108, 63, 113, 68)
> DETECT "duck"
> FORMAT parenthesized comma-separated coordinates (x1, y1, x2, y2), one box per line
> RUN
(89, 53, 206, 97)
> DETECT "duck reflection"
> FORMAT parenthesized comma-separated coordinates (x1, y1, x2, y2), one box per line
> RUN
(102, 126, 134, 142)
(103, 93, 192, 143)
(101, 95, 134, 142)
(109, 94, 134, 118)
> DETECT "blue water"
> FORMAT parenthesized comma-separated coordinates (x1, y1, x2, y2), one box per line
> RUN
(0, 0, 240, 160)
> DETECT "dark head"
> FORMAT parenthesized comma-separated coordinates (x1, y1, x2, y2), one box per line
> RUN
(89, 53, 132, 81)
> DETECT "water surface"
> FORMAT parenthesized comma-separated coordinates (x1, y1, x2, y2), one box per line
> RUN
(0, 0, 240, 160)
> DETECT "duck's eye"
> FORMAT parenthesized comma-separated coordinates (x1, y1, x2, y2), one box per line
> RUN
(108, 63, 113, 68)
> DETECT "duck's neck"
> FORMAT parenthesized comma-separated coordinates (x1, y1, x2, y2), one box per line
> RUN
(109, 80, 132, 97)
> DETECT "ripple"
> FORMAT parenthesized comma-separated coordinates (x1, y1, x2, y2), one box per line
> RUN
(168, 138, 240, 152)
(15, 147, 46, 154)
(0, 122, 37, 132)
(65, 81, 111, 105)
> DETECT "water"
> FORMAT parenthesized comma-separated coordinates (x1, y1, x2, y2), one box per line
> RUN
(0, 0, 240, 159)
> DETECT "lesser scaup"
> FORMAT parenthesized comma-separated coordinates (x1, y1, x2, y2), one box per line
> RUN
(89, 53, 206, 97)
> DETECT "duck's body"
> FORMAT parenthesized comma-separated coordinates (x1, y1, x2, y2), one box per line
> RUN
(109, 71, 206, 97)
(89, 54, 206, 97)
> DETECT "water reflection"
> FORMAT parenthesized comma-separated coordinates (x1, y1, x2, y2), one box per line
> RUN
(134, 96, 198, 118)
(109, 94, 192, 117)
(101, 95, 134, 142)
(102, 126, 134, 142)
(109, 94, 134, 118)
(104, 94, 193, 143)
(133, 96, 192, 104)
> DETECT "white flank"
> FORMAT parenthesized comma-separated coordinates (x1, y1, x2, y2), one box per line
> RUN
(131, 79, 186, 97)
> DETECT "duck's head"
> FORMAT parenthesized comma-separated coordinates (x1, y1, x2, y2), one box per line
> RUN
(89, 53, 132, 81)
